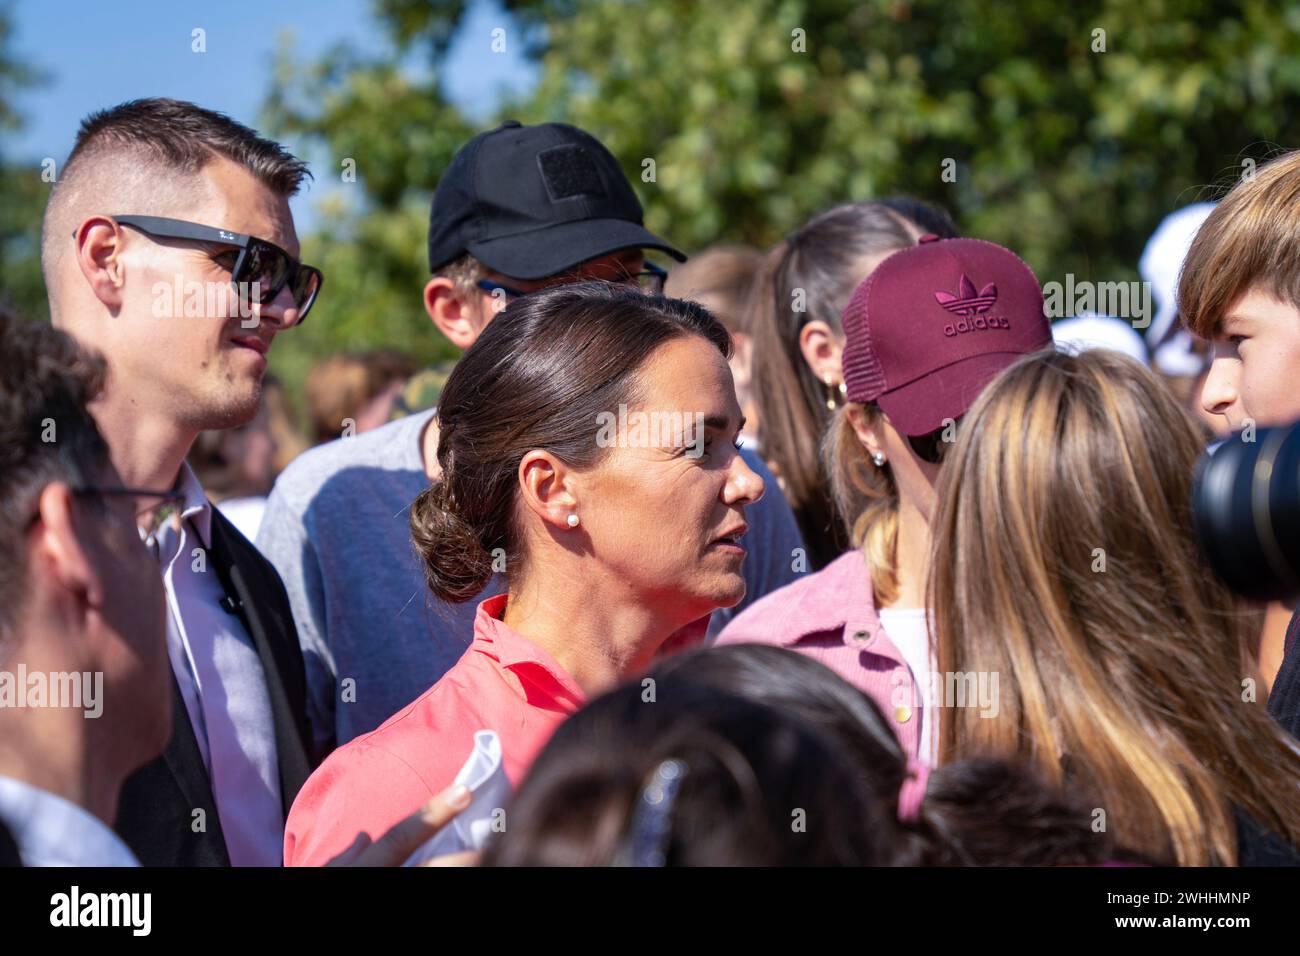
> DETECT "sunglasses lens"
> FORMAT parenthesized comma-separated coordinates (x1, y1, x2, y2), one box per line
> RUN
(291, 268, 321, 319)
(238, 242, 290, 302)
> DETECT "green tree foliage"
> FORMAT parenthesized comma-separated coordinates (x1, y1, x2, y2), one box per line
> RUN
(262, 0, 1300, 395)
(0, 4, 50, 322)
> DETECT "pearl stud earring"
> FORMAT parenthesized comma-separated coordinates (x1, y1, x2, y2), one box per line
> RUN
(566, 513, 580, 528)
(872, 452, 886, 467)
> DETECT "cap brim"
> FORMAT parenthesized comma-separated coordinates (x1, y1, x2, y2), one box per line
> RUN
(876, 351, 1033, 436)
(467, 218, 686, 280)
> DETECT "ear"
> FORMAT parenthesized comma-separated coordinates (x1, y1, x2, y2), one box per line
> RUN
(31, 481, 104, 611)
(424, 276, 494, 351)
(845, 404, 887, 462)
(74, 217, 128, 311)
(729, 331, 753, 388)
(797, 320, 843, 387)
(516, 450, 580, 532)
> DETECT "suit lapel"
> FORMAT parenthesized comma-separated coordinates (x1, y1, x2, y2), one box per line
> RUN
(161, 668, 221, 817)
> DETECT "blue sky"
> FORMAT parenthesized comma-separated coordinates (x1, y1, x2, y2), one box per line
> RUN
(5, 0, 539, 227)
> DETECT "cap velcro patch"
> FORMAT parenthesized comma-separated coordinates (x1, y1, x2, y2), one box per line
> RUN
(537, 144, 607, 202)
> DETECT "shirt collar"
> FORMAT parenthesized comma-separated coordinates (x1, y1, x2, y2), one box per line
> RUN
(472, 595, 587, 709)
(0, 774, 139, 867)
(776, 550, 885, 648)
(173, 460, 213, 546)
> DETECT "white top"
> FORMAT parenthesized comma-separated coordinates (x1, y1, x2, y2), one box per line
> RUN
(876, 607, 936, 764)
(216, 496, 267, 544)
(0, 774, 139, 866)
(147, 463, 284, 867)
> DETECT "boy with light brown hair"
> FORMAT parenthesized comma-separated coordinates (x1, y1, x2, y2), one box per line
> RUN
(1177, 149, 1300, 742)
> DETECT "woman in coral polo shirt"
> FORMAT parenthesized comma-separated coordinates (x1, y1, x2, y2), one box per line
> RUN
(284, 282, 765, 865)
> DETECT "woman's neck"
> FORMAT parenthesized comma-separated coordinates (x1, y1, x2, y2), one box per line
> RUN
(884, 496, 932, 610)
(501, 572, 683, 696)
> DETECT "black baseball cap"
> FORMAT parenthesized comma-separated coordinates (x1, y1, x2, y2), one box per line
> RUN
(427, 120, 686, 279)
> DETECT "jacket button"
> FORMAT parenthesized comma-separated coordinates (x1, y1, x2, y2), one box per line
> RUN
(852, 630, 869, 642)
(894, 705, 912, 723)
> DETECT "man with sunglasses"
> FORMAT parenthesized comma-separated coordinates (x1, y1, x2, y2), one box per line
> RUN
(40, 98, 317, 866)
(258, 120, 807, 753)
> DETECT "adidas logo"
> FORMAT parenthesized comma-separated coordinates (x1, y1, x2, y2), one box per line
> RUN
(935, 275, 998, 316)
(935, 274, 1009, 337)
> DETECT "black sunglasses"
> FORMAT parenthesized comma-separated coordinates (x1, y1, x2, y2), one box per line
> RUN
(906, 417, 962, 465)
(476, 261, 668, 302)
(107, 215, 323, 323)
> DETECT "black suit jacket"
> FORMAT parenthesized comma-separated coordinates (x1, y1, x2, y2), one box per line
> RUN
(0, 817, 20, 867)
(115, 506, 319, 866)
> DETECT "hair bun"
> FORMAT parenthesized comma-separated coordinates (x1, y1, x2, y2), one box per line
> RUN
(409, 482, 494, 603)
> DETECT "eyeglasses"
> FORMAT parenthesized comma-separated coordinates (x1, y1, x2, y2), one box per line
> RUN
(76, 486, 188, 539)
(476, 261, 668, 303)
(106, 215, 323, 323)
(906, 418, 962, 465)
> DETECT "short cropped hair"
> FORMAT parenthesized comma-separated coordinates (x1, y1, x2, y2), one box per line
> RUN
(42, 98, 310, 303)
(1178, 150, 1300, 338)
(0, 308, 111, 647)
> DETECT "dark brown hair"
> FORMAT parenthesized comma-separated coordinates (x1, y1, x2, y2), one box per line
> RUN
(66, 97, 310, 196)
(0, 308, 110, 644)
(42, 98, 310, 291)
(750, 198, 955, 569)
(410, 282, 731, 604)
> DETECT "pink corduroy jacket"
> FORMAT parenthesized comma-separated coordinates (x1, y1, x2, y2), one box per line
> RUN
(714, 549, 928, 763)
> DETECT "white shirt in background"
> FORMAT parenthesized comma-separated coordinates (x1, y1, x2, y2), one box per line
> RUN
(877, 606, 937, 764)
(216, 495, 267, 545)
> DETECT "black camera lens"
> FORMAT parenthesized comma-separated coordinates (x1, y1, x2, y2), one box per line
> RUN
(1192, 423, 1300, 601)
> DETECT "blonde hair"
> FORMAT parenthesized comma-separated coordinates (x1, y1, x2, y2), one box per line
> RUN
(929, 348, 1300, 866)
(1178, 150, 1300, 339)
(823, 402, 899, 605)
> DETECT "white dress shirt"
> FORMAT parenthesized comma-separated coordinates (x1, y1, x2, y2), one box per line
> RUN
(148, 463, 284, 866)
(0, 774, 139, 866)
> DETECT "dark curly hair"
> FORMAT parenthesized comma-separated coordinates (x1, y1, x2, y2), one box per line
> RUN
(0, 308, 111, 644)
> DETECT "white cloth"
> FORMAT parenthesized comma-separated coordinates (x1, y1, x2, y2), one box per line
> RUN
(0, 774, 139, 866)
(216, 496, 266, 544)
(877, 607, 937, 764)
(1138, 202, 1217, 377)
(149, 463, 283, 867)
(403, 730, 511, 865)
(1052, 313, 1150, 365)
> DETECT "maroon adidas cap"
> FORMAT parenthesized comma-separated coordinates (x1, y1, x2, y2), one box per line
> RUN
(840, 236, 1053, 436)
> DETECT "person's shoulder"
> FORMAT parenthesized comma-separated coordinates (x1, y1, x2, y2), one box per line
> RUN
(716, 550, 874, 646)
(269, 412, 433, 507)
(284, 733, 432, 866)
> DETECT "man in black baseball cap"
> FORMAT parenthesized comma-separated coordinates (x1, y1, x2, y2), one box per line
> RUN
(255, 121, 696, 750)
(428, 119, 683, 282)
(412, 121, 685, 377)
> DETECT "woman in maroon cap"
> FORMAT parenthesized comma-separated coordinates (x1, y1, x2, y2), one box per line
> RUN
(717, 236, 1053, 765)
(747, 199, 957, 571)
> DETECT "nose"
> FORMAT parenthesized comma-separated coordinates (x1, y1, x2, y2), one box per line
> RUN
(1200, 354, 1239, 420)
(256, 282, 303, 332)
(723, 448, 765, 507)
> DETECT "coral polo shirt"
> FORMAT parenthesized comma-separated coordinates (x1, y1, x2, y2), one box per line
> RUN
(284, 594, 586, 866)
